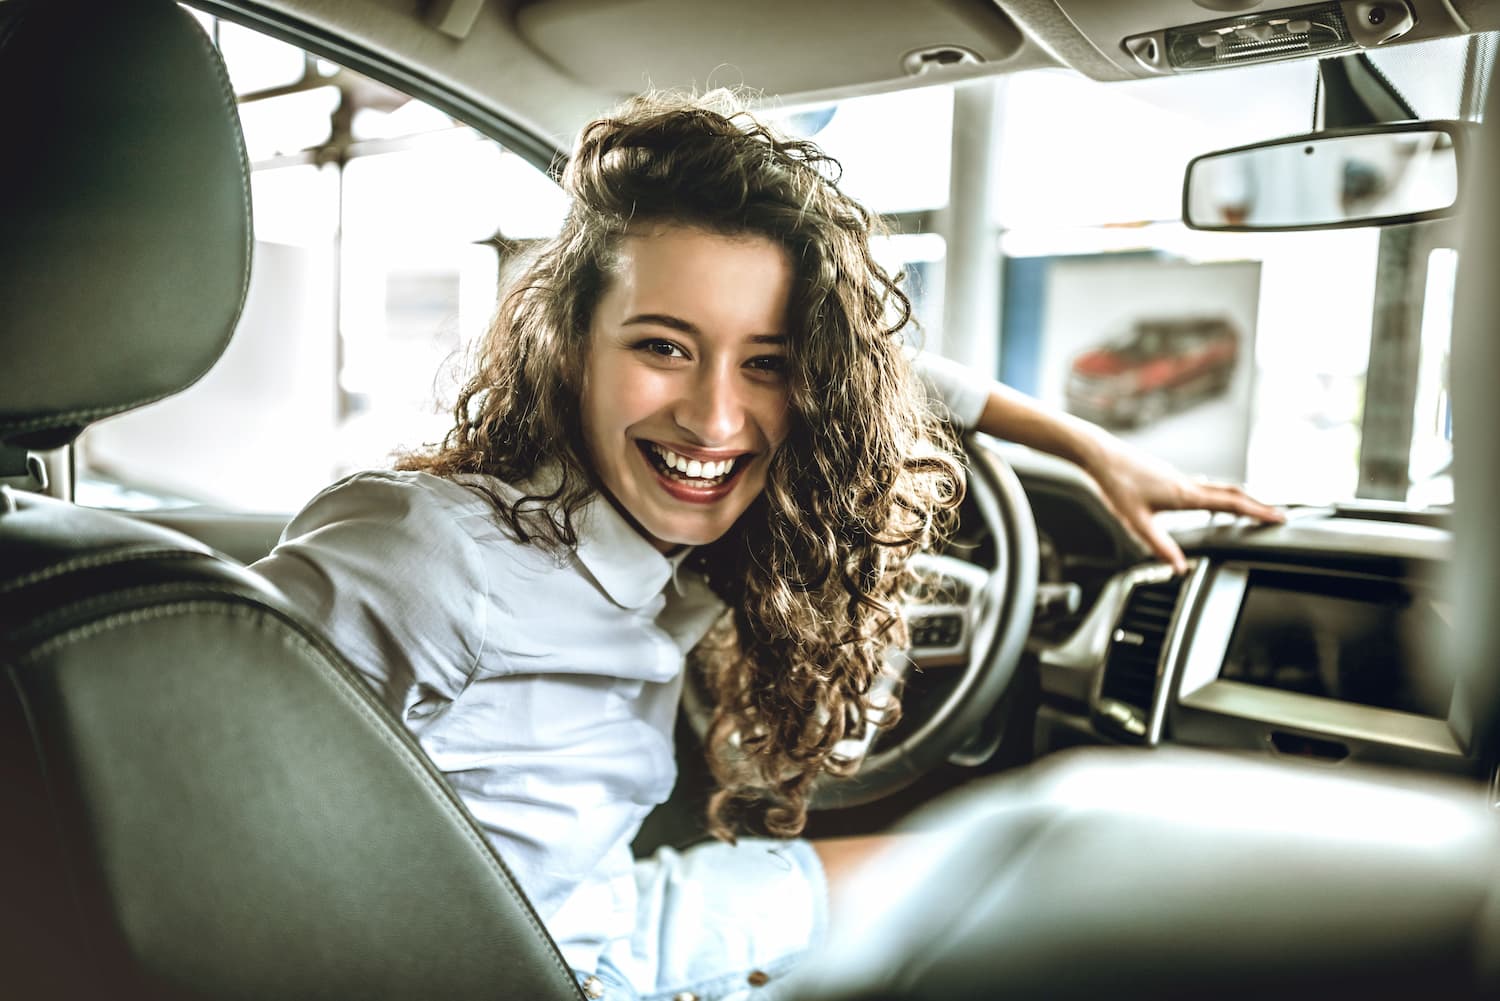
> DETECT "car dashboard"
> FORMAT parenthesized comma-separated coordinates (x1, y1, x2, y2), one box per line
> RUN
(1008, 439, 1471, 782)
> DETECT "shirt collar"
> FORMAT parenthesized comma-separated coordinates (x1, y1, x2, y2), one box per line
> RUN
(574, 491, 691, 609)
(494, 462, 693, 610)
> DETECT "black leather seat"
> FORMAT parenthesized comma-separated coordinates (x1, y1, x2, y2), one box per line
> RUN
(0, 2, 581, 997)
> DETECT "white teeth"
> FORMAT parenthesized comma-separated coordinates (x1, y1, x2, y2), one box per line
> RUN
(650, 445, 737, 481)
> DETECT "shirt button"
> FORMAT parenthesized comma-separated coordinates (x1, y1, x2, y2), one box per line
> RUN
(672, 993, 698, 1001)
(747, 970, 770, 987)
(582, 975, 606, 999)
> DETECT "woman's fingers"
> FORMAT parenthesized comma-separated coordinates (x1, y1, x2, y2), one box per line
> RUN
(1136, 513, 1189, 575)
(1182, 480, 1285, 523)
(1125, 481, 1283, 575)
(1091, 443, 1284, 574)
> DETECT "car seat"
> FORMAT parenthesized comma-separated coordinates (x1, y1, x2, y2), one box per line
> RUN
(0, 1, 582, 997)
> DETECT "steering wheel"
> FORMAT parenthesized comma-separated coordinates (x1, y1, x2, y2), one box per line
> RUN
(683, 434, 1039, 808)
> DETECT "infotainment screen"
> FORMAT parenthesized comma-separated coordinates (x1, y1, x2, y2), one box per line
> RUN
(1219, 569, 1452, 718)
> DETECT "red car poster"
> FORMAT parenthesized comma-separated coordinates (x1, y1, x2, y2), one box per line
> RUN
(1039, 256, 1261, 484)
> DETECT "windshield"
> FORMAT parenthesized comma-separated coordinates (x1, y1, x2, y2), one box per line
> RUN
(811, 32, 1490, 510)
(72, 21, 1493, 513)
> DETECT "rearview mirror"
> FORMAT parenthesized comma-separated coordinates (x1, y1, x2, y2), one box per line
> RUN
(1183, 122, 1464, 231)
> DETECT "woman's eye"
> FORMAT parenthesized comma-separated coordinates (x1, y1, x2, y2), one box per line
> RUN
(746, 355, 789, 376)
(636, 338, 688, 360)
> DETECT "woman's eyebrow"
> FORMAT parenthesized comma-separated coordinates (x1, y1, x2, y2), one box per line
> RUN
(622, 313, 700, 335)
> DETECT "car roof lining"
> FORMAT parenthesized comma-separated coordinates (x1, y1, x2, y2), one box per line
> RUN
(190, 0, 1107, 145)
(514, 0, 1042, 96)
(196, 0, 1494, 164)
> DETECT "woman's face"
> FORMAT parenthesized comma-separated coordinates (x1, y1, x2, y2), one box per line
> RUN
(581, 225, 794, 552)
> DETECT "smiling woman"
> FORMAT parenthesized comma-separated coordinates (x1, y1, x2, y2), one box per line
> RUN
(581, 227, 795, 551)
(387, 92, 969, 846)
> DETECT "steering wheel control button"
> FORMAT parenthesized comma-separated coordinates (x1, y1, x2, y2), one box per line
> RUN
(911, 613, 963, 648)
(582, 975, 606, 999)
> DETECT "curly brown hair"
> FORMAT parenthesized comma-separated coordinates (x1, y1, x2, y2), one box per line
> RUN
(398, 91, 964, 839)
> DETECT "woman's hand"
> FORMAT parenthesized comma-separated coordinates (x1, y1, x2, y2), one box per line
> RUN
(1080, 432, 1284, 574)
(958, 376, 1284, 575)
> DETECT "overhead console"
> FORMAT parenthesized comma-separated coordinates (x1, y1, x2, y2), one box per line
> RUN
(512, 0, 1033, 98)
(1046, 0, 1487, 77)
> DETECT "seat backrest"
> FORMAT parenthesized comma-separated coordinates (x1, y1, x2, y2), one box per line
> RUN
(0, 2, 581, 997)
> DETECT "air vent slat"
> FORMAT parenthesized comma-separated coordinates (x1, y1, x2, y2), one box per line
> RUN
(1124, 601, 1176, 618)
(1097, 576, 1186, 740)
(1129, 598, 1176, 612)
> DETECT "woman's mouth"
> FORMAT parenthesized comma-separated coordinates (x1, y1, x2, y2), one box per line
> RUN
(639, 442, 747, 494)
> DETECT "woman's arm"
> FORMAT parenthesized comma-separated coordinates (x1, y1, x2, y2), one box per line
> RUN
(251, 471, 486, 716)
(969, 381, 1283, 574)
(910, 351, 1283, 574)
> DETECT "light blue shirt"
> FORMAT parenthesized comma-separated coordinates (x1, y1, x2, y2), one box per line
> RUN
(251, 350, 988, 975)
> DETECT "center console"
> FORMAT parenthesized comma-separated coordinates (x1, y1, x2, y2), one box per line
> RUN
(1036, 508, 1474, 777)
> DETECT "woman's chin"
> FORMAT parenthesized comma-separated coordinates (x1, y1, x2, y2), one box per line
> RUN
(622, 473, 763, 550)
(636, 514, 734, 551)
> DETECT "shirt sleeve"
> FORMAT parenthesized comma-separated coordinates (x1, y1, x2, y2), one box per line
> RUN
(908, 348, 992, 432)
(250, 471, 488, 724)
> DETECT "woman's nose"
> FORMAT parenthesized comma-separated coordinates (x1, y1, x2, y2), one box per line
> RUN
(675, 364, 744, 444)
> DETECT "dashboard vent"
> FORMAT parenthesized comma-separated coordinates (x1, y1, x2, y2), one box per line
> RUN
(1097, 577, 1185, 740)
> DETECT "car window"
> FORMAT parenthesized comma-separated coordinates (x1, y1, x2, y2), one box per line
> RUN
(75, 14, 567, 513)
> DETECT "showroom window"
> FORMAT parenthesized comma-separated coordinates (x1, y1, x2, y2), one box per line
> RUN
(76, 15, 565, 512)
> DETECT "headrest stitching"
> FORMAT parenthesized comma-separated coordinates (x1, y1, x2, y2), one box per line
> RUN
(189, 5, 255, 352)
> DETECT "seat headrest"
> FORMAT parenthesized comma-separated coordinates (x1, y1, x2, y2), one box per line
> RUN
(0, 0, 252, 450)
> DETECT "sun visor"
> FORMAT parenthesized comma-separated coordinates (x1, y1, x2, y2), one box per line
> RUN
(514, 0, 1027, 98)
